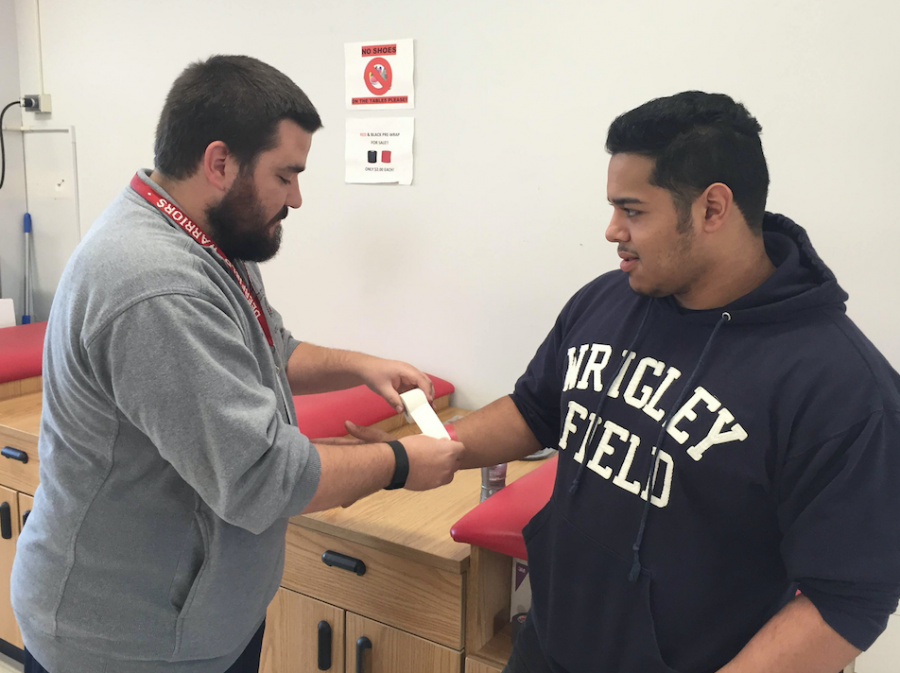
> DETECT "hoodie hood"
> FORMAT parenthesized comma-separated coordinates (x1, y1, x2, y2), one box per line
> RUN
(661, 212, 849, 325)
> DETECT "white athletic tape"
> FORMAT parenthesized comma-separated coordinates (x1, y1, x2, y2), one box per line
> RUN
(400, 388, 451, 440)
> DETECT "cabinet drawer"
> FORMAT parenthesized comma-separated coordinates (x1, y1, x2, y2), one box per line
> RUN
(347, 612, 462, 673)
(283, 525, 464, 649)
(0, 431, 40, 496)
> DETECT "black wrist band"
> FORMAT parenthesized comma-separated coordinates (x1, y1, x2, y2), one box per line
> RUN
(385, 440, 409, 491)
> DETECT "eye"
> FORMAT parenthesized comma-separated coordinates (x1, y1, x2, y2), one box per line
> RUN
(624, 209, 640, 218)
(278, 176, 290, 185)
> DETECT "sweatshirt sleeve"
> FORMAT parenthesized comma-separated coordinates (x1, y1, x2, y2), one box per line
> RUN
(511, 311, 568, 450)
(86, 292, 321, 535)
(268, 300, 302, 366)
(778, 410, 900, 650)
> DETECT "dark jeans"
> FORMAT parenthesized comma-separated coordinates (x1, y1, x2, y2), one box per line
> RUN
(503, 613, 556, 673)
(24, 621, 266, 673)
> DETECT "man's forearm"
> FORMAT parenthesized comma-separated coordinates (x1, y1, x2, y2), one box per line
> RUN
(453, 396, 544, 469)
(718, 595, 860, 673)
(301, 442, 394, 513)
(287, 342, 369, 395)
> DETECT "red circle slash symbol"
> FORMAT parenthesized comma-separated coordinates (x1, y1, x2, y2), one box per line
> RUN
(364, 58, 393, 96)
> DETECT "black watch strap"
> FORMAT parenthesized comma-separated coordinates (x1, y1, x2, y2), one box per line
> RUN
(385, 440, 409, 491)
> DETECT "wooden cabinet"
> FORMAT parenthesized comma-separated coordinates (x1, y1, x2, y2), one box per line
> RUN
(0, 393, 41, 497)
(463, 659, 503, 673)
(281, 525, 464, 649)
(260, 588, 345, 673)
(345, 613, 462, 673)
(0, 485, 22, 649)
(260, 588, 463, 673)
(0, 392, 40, 654)
(256, 404, 549, 673)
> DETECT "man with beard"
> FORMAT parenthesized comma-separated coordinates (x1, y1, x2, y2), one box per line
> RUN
(11, 55, 463, 673)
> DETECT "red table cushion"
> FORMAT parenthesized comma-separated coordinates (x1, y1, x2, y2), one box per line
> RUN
(450, 455, 557, 559)
(294, 374, 454, 439)
(0, 322, 47, 384)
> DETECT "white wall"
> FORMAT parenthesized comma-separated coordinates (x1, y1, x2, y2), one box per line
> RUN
(0, 0, 80, 324)
(0, 0, 27, 320)
(857, 615, 900, 672)
(13, 0, 900, 411)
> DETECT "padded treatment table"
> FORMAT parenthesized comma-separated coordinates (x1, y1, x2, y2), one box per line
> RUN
(0, 322, 47, 385)
(450, 454, 557, 560)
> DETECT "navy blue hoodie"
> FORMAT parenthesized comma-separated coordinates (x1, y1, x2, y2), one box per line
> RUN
(511, 213, 900, 673)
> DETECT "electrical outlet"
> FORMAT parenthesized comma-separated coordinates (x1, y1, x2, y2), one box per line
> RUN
(21, 94, 52, 113)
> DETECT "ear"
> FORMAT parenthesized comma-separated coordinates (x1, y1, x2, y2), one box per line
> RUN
(201, 141, 240, 193)
(700, 182, 734, 233)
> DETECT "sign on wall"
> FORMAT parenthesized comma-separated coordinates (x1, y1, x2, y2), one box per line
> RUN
(345, 39, 415, 109)
(345, 117, 414, 185)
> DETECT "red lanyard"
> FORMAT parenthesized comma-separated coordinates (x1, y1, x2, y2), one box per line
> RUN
(129, 173, 274, 347)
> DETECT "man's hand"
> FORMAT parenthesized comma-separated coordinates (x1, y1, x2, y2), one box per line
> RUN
(343, 420, 393, 443)
(400, 434, 464, 491)
(359, 358, 435, 415)
(311, 421, 393, 447)
(286, 343, 436, 406)
(304, 434, 463, 514)
(336, 433, 463, 508)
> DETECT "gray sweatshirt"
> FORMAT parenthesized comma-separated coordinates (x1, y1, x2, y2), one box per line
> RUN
(11, 170, 321, 673)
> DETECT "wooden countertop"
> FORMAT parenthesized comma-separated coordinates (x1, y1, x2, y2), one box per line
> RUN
(0, 395, 548, 575)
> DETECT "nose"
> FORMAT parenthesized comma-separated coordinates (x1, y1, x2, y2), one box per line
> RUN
(605, 212, 629, 244)
(286, 178, 302, 209)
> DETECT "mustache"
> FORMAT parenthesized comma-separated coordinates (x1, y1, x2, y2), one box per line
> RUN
(268, 207, 289, 226)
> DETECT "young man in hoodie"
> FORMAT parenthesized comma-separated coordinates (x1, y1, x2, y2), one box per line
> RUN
(11, 55, 464, 673)
(350, 91, 900, 672)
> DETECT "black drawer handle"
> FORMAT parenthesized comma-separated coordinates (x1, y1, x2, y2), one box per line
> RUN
(1, 447, 28, 464)
(317, 620, 332, 670)
(356, 636, 372, 673)
(0, 502, 11, 540)
(322, 550, 366, 576)
(22, 510, 31, 528)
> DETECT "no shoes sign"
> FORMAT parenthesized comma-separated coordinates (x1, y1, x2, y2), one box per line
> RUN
(344, 39, 415, 110)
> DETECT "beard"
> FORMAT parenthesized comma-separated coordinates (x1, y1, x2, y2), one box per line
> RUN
(204, 173, 287, 263)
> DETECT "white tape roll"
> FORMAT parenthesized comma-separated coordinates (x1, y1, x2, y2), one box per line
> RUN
(399, 388, 451, 440)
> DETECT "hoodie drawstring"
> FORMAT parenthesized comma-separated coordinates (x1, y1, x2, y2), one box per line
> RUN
(569, 300, 655, 496)
(627, 311, 732, 582)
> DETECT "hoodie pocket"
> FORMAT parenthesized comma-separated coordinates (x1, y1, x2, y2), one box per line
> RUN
(173, 517, 286, 660)
(169, 512, 208, 614)
(524, 501, 678, 673)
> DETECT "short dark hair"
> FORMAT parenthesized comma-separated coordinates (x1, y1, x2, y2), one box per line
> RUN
(606, 91, 769, 231)
(154, 55, 323, 180)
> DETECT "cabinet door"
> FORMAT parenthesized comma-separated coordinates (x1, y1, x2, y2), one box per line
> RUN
(260, 587, 345, 673)
(346, 612, 462, 673)
(0, 485, 22, 648)
(18, 493, 33, 533)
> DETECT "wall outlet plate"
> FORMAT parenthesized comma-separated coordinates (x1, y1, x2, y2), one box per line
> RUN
(21, 94, 52, 113)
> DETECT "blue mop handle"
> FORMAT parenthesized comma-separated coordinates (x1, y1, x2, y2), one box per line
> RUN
(22, 213, 32, 324)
